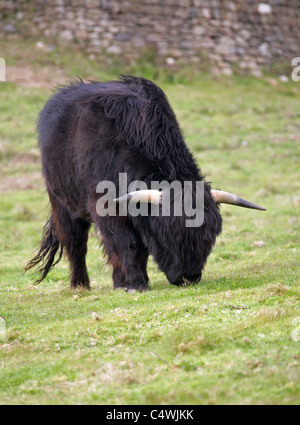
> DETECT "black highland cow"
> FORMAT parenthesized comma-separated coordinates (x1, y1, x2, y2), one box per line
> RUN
(26, 76, 265, 292)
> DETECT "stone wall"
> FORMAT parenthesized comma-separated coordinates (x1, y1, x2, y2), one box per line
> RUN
(1, 0, 300, 75)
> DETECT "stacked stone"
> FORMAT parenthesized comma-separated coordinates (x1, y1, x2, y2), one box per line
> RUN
(1, 0, 299, 75)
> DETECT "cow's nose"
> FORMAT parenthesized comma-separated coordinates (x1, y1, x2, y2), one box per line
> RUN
(182, 274, 202, 284)
(182, 276, 190, 285)
(169, 276, 184, 286)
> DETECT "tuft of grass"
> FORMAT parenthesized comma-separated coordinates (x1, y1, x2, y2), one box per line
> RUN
(0, 39, 299, 405)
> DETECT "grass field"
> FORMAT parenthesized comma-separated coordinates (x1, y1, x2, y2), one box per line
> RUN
(0, 40, 299, 405)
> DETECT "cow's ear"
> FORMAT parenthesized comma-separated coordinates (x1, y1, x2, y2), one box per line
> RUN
(113, 190, 162, 205)
(210, 190, 266, 211)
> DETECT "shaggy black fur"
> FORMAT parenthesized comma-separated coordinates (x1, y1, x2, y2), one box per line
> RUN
(25, 75, 222, 291)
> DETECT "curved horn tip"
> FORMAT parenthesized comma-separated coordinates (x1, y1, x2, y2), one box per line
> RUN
(113, 190, 162, 205)
(211, 189, 266, 211)
(113, 194, 133, 203)
(236, 196, 267, 211)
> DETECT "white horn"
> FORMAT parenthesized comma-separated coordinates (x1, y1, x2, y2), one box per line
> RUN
(113, 190, 162, 205)
(210, 189, 266, 211)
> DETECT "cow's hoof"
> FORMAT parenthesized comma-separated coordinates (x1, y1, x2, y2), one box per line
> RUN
(141, 287, 150, 293)
(127, 287, 149, 294)
(70, 283, 91, 291)
(127, 289, 136, 294)
(127, 288, 138, 294)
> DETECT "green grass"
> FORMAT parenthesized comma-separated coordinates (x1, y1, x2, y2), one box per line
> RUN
(0, 40, 299, 405)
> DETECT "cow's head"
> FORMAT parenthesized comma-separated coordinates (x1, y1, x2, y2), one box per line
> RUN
(114, 187, 266, 285)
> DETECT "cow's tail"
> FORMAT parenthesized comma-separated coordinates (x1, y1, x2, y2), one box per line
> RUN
(25, 214, 63, 283)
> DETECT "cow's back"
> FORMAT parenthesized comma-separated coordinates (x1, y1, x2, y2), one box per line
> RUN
(37, 77, 202, 218)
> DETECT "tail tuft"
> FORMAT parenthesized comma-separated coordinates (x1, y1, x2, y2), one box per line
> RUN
(25, 215, 63, 283)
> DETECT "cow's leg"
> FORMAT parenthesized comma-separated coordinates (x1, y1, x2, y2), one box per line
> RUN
(97, 217, 149, 293)
(123, 244, 149, 293)
(111, 251, 149, 291)
(112, 266, 128, 290)
(138, 249, 149, 288)
(50, 194, 91, 289)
